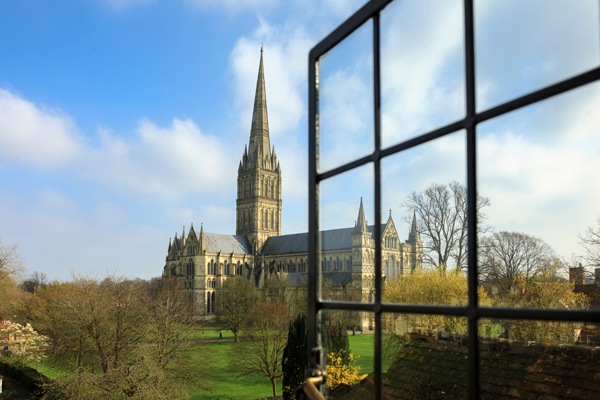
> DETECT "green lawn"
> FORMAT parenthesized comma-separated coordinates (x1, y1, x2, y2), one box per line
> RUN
(26, 333, 391, 399)
(347, 334, 394, 374)
(185, 341, 283, 400)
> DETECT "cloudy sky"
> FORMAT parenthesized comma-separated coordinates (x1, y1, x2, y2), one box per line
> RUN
(1, 0, 599, 280)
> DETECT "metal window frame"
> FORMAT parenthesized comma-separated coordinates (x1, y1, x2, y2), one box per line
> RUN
(307, 0, 600, 398)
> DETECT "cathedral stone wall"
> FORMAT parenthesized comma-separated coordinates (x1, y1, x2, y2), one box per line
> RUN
(162, 49, 423, 327)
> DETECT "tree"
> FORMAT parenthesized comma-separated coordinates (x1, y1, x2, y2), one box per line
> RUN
(144, 277, 200, 374)
(479, 231, 555, 293)
(0, 238, 25, 282)
(22, 273, 200, 399)
(231, 300, 292, 397)
(282, 314, 308, 400)
(323, 319, 350, 367)
(494, 268, 588, 343)
(580, 217, 600, 269)
(0, 275, 24, 320)
(384, 269, 490, 335)
(20, 271, 48, 294)
(403, 181, 491, 271)
(216, 276, 258, 342)
(0, 321, 49, 368)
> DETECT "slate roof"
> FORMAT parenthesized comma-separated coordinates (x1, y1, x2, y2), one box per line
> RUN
(335, 340, 600, 400)
(286, 272, 352, 287)
(262, 224, 384, 255)
(200, 233, 252, 254)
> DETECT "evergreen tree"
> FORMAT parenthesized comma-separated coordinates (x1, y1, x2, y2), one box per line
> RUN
(282, 314, 307, 400)
(325, 319, 350, 366)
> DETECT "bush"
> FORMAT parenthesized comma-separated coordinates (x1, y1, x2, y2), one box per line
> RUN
(282, 314, 307, 400)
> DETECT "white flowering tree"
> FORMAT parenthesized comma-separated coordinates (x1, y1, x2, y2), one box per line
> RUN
(0, 322, 49, 368)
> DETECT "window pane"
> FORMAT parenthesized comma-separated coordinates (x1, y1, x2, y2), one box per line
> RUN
(382, 132, 468, 306)
(477, 82, 600, 309)
(381, 0, 465, 148)
(320, 311, 377, 395)
(478, 318, 594, 398)
(475, 0, 600, 111)
(319, 20, 374, 173)
(319, 163, 374, 303)
(381, 313, 469, 398)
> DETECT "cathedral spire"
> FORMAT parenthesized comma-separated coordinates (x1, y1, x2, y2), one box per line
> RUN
(408, 211, 421, 242)
(248, 46, 271, 164)
(355, 197, 368, 233)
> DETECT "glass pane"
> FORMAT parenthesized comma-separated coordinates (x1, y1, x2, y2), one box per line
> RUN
(381, 0, 465, 148)
(319, 20, 374, 173)
(319, 163, 374, 303)
(382, 313, 469, 398)
(320, 310, 375, 395)
(475, 0, 600, 111)
(477, 82, 600, 309)
(478, 318, 593, 399)
(382, 132, 468, 306)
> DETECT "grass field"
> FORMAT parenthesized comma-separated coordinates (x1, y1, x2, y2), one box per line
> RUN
(27, 332, 392, 399)
(347, 333, 394, 374)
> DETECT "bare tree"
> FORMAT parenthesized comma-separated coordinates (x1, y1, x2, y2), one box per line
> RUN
(215, 276, 258, 342)
(403, 181, 491, 271)
(231, 300, 292, 397)
(479, 231, 555, 292)
(0, 238, 25, 282)
(20, 271, 48, 293)
(29, 273, 198, 399)
(580, 217, 600, 268)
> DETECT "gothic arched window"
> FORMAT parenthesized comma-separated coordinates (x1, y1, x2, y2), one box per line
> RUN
(207, 292, 211, 314)
(211, 292, 215, 313)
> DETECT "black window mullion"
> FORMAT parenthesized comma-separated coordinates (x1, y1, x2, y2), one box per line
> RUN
(308, 1, 600, 398)
(372, 11, 383, 400)
(307, 52, 321, 369)
(464, 0, 480, 399)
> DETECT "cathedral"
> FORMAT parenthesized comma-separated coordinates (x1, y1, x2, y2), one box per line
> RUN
(163, 49, 423, 326)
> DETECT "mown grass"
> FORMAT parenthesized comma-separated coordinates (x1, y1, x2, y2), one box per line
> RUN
(347, 333, 394, 374)
(184, 341, 282, 400)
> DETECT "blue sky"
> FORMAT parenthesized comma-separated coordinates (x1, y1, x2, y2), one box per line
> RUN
(1, 0, 599, 280)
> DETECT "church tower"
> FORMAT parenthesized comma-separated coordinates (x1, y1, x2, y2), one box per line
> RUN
(236, 47, 282, 253)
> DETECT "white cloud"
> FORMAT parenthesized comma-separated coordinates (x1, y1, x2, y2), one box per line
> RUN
(0, 89, 236, 203)
(229, 24, 311, 138)
(380, 0, 465, 148)
(475, 0, 600, 110)
(0, 89, 86, 169)
(85, 118, 236, 201)
(477, 82, 600, 258)
(319, 69, 374, 171)
(165, 204, 236, 234)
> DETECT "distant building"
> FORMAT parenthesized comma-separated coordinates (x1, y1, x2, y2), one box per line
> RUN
(571, 265, 600, 345)
(162, 48, 423, 328)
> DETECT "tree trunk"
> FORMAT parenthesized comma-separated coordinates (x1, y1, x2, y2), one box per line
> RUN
(234, 331, 239, 343)
(271, 377, 277, 397)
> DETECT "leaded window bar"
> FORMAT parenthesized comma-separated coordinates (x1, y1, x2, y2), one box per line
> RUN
(307, 0, 600, 398)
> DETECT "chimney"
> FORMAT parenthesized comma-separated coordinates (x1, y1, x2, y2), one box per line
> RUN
(569, 264, 585, 285)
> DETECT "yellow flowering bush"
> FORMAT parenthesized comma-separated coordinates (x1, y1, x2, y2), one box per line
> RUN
(325, 350, 363, 390)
